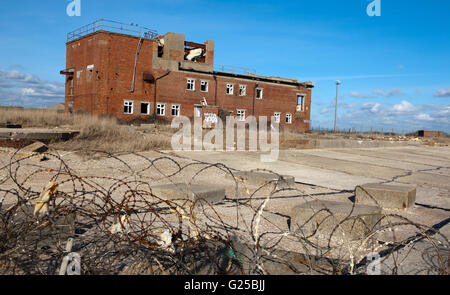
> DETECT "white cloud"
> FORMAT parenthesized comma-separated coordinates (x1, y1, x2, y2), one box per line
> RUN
(433, 87, 450, 97)
(372, 88, 404, 97)
(415, 114, 434, 121)
(316, 102, 450, 133)
(319, 107, 329, 114)
(0, 68, 64, 108)
(349, 88, 404, 99)
(361, 102, 383, 114)
(349, 91, 372, 98)
(391, 100, 416, 113)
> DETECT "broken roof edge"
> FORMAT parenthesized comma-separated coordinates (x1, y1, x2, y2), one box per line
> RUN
(179, 65, 314, 88)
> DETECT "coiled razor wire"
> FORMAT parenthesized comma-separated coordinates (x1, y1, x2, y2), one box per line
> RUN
(0, 148, 448, 275)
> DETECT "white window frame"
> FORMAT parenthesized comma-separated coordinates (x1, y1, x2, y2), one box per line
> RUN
(171, 104, 181, 117)
(200, 80, 209, 92)
(273, 112, 281, 123)
(256, 88, 263, 100)
(286, 113, 292, 124)
(237, 109, 246, 122)
(140, 102, 150, 115)
(123, 100, 134, 114)
(156, 103, 166, 116)
(187, 79, 195, 91)
(239, 85, 247, 96)
(226, 83, 234, 95)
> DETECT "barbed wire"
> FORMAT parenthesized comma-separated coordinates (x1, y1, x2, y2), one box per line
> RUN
(0, 148, 448, 275)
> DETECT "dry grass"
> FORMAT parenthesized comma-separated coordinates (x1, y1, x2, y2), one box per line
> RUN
(0, 108, 172, 153)
(0, 108, 74, 127)
(1, 108, 448, 152)
(54, 116, 173, 153)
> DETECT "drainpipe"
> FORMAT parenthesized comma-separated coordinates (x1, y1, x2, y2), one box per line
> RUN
(252, 83, 258, 116)
(130, 37, 144, 93)
(213, 75, 218, 106)
(153, 71, 171, 120)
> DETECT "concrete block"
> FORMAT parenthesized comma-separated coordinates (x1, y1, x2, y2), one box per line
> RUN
(140, 124, 156, 129)
(355, 183, 416, 210)
(21, 141, 48, 154)
(151, 183, 225, 204)
(290, 200, 382, 241)
(230, 171, 295, 189)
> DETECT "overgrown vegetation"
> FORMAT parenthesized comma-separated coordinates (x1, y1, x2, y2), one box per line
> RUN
(0, 108, 173, 152)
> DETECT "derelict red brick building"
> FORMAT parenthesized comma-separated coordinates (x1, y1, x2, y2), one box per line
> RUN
(61, 19, 314, 130)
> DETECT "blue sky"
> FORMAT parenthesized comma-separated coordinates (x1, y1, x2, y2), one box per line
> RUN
(0, 0, 449, 132)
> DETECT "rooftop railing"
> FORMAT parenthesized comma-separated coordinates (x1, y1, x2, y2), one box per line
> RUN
(67, 19, 159, 42)
(213, 64, 256, 75)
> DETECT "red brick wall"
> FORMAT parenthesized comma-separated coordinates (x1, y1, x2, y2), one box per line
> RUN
(66, 32, 156, 120)
(420, 131, 443, 137)
(65, 32, 312, 131)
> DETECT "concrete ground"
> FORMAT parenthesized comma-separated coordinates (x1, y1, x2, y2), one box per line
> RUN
(167, 145, 449, 274)
(170, 146, 450, 206)
(1, 143, 448, 274)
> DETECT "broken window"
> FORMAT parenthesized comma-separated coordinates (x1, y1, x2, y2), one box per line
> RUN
(286, 113, 292, 124)
(187, 79, 195, 91)
(237, 109, 246, 121)
(297, 95, 304, 111)
(156, 103, 166, 116)
(141, 102, 150, 115)
(239, 85, 247, 96)
(273, 112, 281, 123)
(124, 100, 133, 114)
(67, 69, 75, 96)
(226, 83, 234, 95)
(184, 41, 206, 63)
(68, 102, 73, 114)
(158, 38, 165, 58)
(171, 104, 180, 117)
(201, 81, 209, 92)
(68, 77, 74, 96)
(256, 88, 263, 100)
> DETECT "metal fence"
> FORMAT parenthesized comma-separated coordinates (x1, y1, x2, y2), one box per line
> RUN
(67, 19, 159, 42)
(214, 64, 256, 75)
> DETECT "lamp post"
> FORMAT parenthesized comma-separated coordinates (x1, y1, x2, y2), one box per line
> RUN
(334, 80, 341, 133)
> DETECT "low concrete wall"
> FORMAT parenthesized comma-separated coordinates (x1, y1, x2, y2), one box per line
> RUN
(308, 138, 416, 149)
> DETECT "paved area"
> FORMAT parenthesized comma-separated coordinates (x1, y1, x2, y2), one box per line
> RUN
(170, 146, 450, 209)
(168, 145, 450, 274)
(1, 144, 448, 274)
